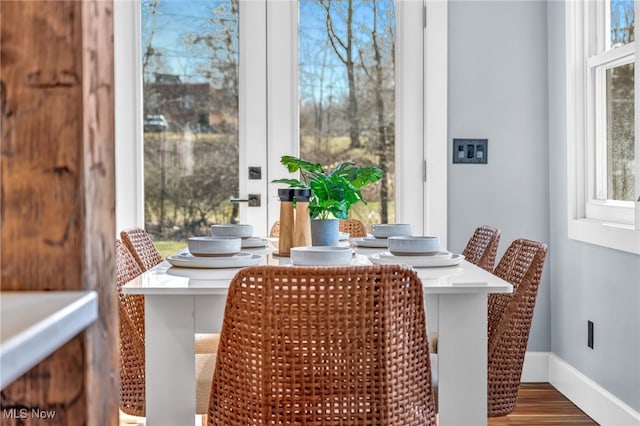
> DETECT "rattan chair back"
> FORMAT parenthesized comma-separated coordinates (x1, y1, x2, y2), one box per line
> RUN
(462, 225, 501, 272)
(339, 218, 367, 237)
(208, 265, 437, 426)
(487, 238, 547, 416)
(269, 220, 280, 238)
(116, 240, 146, 416)
(120, 227, 163, 271)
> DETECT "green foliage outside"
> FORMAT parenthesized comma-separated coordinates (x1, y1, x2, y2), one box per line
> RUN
(144, 132, 238, 240)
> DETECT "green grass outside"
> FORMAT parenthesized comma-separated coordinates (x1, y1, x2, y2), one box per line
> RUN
(155, 240, 188, 259)
(145, 132, 231, 144)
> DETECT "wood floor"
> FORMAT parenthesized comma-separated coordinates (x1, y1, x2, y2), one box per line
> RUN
(120, 383, 598, 426)
(487, 383, 598, 425)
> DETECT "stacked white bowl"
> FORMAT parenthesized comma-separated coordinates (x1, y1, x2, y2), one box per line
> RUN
(211, 224, 254, 238)
(371, 223, 413, 239)
(187, 236, 242, 257)
(387, 236, 440, 256)
(290, 246, 353, 266)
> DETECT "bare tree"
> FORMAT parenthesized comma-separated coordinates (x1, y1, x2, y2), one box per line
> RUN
(357, 0, 395, 223)
(371, 0, 391, 223)
(320, 0, 362, 149)
(183, 0, 239, 111)
(142, 0, 161, 83)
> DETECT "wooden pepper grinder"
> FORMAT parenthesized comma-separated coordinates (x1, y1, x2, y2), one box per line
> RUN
(278, 188, 295, 255)
(293, 188, 312, 247)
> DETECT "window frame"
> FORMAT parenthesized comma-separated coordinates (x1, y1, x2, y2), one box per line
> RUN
(586, 44, 634, 224)
(566, 0, 640, 255)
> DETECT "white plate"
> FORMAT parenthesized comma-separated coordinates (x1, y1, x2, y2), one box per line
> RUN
(353, 237, 389, 248)
(241, 237, 270, 248)
(338, 232, 350, 241)
(290, 246, 353, 266)
(166, 252, 262, 269)
(368, 252, 464, 268)
(380, 251, 452, 260)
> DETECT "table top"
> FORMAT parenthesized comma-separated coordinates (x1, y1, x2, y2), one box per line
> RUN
(123, 245, 512, 296)
(0, 291, 98, 388)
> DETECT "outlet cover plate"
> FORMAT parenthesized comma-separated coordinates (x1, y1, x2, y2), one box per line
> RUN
(453, 138, 488, 164)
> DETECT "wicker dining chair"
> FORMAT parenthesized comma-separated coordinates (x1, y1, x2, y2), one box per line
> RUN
(120, 227, 163, 272)
(339, 218, 367, 237)
(461, 225, 501, 273)
(207, 265, 437, 426)
(487, 238, 547, 417)
(269, 220, 281, 238)
(116, 240, 217, 417)
(119, 229, 220, 353)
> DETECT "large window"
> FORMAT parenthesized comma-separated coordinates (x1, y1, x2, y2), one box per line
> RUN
(567, 0, 640, 254)
(115, 0, 447, 250)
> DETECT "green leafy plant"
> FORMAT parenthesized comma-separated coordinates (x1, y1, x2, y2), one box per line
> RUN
(273, 155, 383, 220)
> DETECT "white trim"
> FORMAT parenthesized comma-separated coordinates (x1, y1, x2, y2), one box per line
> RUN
(395, 0, 426, 234)
(587, 43, 635, 68)
(568, 218, 640, 254)
(424, 0, 448, 247)
(586, 199, 635, 225)
(521, 351, 549, 383)
(240, 0, 268, 235)
(549, 354, 640, 426)
(266, 0, 298, 237)
(114, 0, 144, 233)
(395, 0, 447, 242)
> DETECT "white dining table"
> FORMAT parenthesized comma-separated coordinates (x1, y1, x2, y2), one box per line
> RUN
(123, 244, 512, 426)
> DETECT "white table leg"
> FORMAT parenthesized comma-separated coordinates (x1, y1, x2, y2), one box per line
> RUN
(438, 293, 488, 426)
(194, 295, 226, 332)
(145, 295, 196, 425)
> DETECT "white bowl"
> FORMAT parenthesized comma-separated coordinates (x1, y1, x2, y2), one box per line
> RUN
(211, 224, 254, 238)
(387, 236, 440, 256)
(371, 223, 413, 239)
(290, 246, 353, 266)
(188, 236, 242, 257)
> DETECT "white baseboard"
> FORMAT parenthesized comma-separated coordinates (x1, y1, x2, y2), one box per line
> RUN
(521, 351, 549, 382)
(549, 354, 640, 426)
(522, 352, 640, 425)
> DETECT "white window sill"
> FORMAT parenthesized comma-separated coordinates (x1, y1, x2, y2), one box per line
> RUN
(568, 218, 640, 255)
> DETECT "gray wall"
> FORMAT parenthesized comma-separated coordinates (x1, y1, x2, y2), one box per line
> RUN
(547, 1, 640, 412)
(448, 0, 640, 413)
(447, 0, 550, 351)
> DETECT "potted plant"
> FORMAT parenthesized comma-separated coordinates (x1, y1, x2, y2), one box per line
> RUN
(273, 155, 382, 245)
